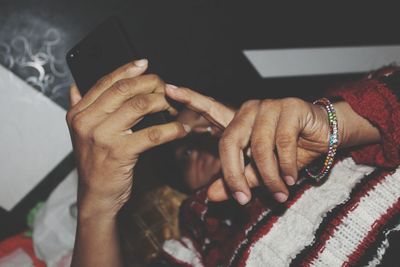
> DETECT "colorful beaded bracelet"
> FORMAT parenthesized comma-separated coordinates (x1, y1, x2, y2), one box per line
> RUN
(305, 98, 339, 182)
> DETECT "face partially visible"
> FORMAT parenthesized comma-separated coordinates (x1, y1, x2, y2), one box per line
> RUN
(174, 109, 222, 191)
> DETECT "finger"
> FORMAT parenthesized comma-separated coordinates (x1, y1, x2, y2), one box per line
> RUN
(275, 109, 300, 186)
(175, 110, 221, 136)
(71, 59, 148, 115)
(165, 85, 234, 130)
(251, 102, 289, 203)
(121, 122, 189, 156)
(208, 163, 260, 202)
(99, 93, 173, 133)
(207, 178, 228, 202)
(69, 84, 82, 107)
(218, 101, 259, 205)
(86, 74, 169, 117)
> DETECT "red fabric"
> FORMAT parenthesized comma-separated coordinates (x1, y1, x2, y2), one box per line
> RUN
(328, 66, 400, 168)
(0, 233, 45, 267)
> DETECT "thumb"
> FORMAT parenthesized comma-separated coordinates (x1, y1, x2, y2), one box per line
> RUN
(165, 85, 234, 130)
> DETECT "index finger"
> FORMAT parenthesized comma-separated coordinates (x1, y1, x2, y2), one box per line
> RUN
(218, 101, 259, 205)
(165, 85, 234, 130)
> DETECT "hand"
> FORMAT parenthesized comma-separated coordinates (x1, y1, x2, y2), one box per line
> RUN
(66, 59, 189, 218)
(166, 93, 330, 203)
(167, 88, 381, 205)
(211, 98, 333, 204)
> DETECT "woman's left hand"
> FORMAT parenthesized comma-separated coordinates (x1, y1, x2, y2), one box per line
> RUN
(210, 98, 333, 204)
(167, 87, 380, 205)
(167, 89, 331, 204)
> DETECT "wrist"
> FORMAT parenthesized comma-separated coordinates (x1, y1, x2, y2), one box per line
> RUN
(78, 203, 119, 224)
(77, 191, 122, 222)
(76, 179, 131, 220)
(332, 101, 381, 148)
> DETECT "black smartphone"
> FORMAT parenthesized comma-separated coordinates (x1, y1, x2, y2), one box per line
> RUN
(66, 16, 168, 131)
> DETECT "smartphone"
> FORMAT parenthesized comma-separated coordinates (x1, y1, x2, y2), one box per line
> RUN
(66, 16, 168, 131)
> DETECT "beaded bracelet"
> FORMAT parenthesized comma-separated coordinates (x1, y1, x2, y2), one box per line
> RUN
(305, 98, 339, 182)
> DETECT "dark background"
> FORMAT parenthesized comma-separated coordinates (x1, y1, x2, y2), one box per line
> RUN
(0, 1, 399, 265)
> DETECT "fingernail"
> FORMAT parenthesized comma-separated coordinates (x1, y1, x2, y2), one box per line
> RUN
(234, 192, 249, 205)
(166, 84, 178, 89)
(183, 124, 191, 133)
(284, 176, 295, 186)
(274, 192, 288, 203)
(134, 59, 148, 67)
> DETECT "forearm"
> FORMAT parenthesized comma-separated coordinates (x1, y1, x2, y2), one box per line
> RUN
(71, 203, 124, 267)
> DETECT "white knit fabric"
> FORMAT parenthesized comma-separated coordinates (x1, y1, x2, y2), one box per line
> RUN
(228, 210, 270, 266)
(245, 158, 374, 267)
(310, 167, 400, 267)
(163, 237, 204, 267)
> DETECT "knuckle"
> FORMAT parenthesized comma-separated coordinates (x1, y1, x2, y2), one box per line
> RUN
(251, 142, 268, 162)
(282, 97, 303, 108)
(242, 99, 259, 109)
(66, 110, 75, 125)
(95, 75, 110, 89)
(260, 99, 281, 113)
(130, 95, 150, 113)
(113, 79, 132, 95)
(147, 127, 162, 144)
(147, 74, 164, 86)
(276, 133, 294, 149)
(70, 113, 87, 135)
(261, 99, 274, 107)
